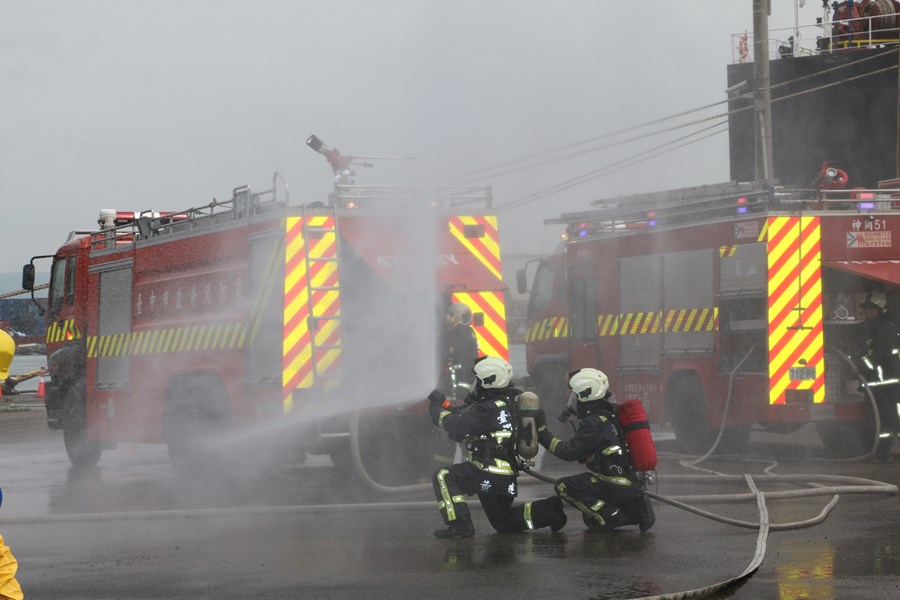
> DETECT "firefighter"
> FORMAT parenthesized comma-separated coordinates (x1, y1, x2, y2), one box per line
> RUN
(854, 292, 900, 463)
(0, 330, 14, 395)
(534, 368, 655, 533)
(0, 489, 25, 600)
(428, 356, 567, 538)
(437, 302, 479, 399)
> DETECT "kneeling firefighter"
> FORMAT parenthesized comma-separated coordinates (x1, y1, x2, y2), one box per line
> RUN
(536, 368, 655, 533)
(428, 356, 567, 538)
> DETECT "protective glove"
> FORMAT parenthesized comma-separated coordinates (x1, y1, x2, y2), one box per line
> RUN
(428, 388, 446, 406)
(534, 409, 547, 430)
(558, 406, 576, 423)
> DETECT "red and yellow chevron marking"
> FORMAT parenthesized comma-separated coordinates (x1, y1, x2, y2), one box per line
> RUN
(525, 316, 569, 342)
(448, 216, 502, 280)
(452, 291, 508, 360)
(719, 245, 737, 257)
(282, 216, 342, 413)
(766, 216, 825, 405)
(594, 308, 718, 336)
(46, 319, 81, 344)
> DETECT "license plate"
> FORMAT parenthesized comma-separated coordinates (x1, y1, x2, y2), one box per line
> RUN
(789, 367, 816, 381)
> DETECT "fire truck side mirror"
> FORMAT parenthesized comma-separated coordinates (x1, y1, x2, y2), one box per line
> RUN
(516, 269, 528, 295)
(22, 264, 35, 291)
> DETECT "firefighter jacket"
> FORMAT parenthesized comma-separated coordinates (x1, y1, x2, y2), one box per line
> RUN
(538, 402, 637, 487)
(0, 533, 23, 600)
(429, 386, 521, 496)
(858, 314, 900, 381)
(442, 324, 478, 374)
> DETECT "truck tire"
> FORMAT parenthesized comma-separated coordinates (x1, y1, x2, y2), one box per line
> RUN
(62, 378, 103, 468)
(349, 413, 444, 486)
(816, 405, 875, 457)
(165, 374, 228, 474)
(536, 368, 573, 440)
(665, 373, 713, 454)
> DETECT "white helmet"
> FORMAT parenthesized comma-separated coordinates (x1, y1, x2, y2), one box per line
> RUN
(568, 368, 609, 402)
(474, 356, 513, 389)
(447, 302, 473, 326)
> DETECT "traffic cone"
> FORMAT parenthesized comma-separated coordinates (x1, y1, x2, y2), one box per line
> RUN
(36, 369, 46, 399)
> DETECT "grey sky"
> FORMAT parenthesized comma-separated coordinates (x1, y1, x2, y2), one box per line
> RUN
(1, 1, 812, 274)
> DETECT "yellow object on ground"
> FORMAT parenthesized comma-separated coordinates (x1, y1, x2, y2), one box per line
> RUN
(0, 330, 14, 380)
(0, 533, 23, 600)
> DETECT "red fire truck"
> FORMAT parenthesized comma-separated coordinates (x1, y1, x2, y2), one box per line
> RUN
(22, 136, 509, 481)
(519, 179, 900, 454)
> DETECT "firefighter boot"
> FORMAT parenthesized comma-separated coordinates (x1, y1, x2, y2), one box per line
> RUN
(548, 496, 568, 533)
(434, 518, 475, 539)
(635, 492, 656, 533)
(871, 438, 894, 463)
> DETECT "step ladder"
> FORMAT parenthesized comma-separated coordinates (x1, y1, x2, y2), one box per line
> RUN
(300, 207, 343, 387)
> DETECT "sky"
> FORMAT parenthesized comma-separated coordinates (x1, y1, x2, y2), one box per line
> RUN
(0, 0, 822, 275)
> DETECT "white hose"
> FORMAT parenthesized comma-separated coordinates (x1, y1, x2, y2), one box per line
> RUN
(348, 409, 434, 494)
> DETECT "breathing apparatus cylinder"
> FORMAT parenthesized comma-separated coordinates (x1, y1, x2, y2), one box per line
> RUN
(617, 398, 658, 472)
(516, 391, 541, 460)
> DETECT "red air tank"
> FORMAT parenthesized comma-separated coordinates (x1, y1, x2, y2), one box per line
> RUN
(618, 399, 658, 472)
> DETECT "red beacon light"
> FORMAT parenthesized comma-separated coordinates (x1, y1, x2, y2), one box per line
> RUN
(647, 211, 656, 228)
(736, 196, 748, 214)
(852, 191, 877, 210)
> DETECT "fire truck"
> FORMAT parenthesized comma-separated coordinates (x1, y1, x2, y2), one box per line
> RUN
(518, 179, 900, 454)
(22, 136, 509, 481)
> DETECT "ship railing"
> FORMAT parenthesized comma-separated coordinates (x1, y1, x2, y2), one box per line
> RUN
(731, 11, 900, 64)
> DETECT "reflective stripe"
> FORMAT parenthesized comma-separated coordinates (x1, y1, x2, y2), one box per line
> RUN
(880, 432, 892, 438)
(451, 495, 466, 503)
(591, 472, 633, 486)
(601, 445, 622, 456)
(485, 462, 515, 476)
(549, 438, 561, 453)
(436, 469, 456, 521)
(494, 400, 507, 408)
(864, 378, 900, 388)
(438, 410, 453, 427)
(556, 482, 605, 527)
(590, 499, 606, 512)
(524, 502, 534, 530)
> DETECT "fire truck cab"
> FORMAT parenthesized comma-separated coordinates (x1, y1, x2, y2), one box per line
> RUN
(24, 141, 508, 481)
(520, 180, 900, 455)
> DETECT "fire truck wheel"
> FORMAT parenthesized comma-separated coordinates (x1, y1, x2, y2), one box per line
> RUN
(536, 369, 573, 440)
(344, 413, 447, 486)
(62, 378, 103, 468)
(664, 373, 713, 454)
(815, 409, 875, 458)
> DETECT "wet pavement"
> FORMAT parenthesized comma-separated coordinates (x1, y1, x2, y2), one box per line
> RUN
(1, 402, 899, 599)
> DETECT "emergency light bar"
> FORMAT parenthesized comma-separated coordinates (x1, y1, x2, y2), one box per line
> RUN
(852, 191, 877, 210)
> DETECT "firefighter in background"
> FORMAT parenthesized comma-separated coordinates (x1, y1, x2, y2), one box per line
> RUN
(428, 356, 567, 538)
(0, 330, 13, 395)
(854, 292, 900, 463)
(534, 368, 655, 533)
(438, 302, 479, 399)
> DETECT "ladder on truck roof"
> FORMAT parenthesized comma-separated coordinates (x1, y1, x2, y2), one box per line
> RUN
(299, 204, 343, 387)
(546, 180, 774, 229)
